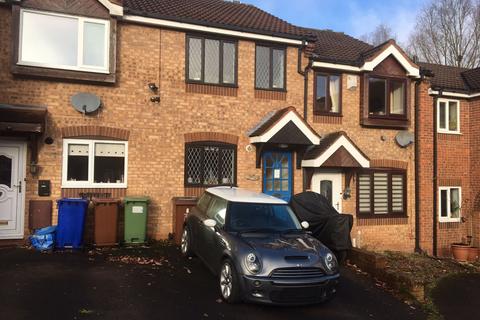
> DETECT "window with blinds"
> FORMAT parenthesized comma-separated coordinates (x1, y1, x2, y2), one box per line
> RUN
(357, 170, 406, 216)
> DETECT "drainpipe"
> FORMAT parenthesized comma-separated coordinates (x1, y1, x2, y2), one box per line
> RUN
(414, 79, 421, 253)
(432, 91, 441, 256)
(297, 40, 313, 121)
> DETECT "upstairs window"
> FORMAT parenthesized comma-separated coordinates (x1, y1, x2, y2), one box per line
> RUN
(255, 45, 286, 90)
(368, 77, 406, 117)
(185, 142, 236, 187)
(439, 187, 461, 222)
(314, 73, 341, 115)
(18, 9, 110, 73)
(437, 99, 460, 134)
(357, 170, 406, 217)
(187, 36, 237, 85)
(62, 139, 127, 188)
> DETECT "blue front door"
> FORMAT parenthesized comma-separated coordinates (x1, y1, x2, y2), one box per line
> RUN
(263, 152, 292, 202)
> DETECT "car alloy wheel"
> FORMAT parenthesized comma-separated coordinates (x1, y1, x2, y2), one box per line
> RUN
(220, 262, 234, 299)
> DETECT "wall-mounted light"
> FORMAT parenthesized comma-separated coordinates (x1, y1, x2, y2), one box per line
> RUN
(30, 162, 38, 175)
(279, 144, 289, 149)
(148, 83, 158, 92)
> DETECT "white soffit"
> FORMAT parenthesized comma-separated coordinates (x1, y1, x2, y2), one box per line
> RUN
(97, 0, 124, 16)
(428, 88, 480, 99)
(249, 110, 320, 145)
(301, 135, 370, 168)
(312, 44, 420, 78)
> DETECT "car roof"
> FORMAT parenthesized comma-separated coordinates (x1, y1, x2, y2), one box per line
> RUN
(206, 187, 287, 204)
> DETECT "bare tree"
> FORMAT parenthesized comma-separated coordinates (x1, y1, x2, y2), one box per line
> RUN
(407, 0, 480, 68)
(360, 24, 397, 46)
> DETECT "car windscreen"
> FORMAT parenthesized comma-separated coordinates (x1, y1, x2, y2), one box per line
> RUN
(227, 202, 301, 232)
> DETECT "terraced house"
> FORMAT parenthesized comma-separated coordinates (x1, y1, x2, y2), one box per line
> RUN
(0, 0, 477, 256)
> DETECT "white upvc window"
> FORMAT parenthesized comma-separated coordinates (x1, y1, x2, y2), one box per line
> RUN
(62, 139, 128, 188)
(437, 98, 460, 134)
(438, 186, 462, 222)
(18, 9, 110, 73)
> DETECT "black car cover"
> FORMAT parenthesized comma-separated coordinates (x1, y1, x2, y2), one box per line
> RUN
(290, 192, 353, 252)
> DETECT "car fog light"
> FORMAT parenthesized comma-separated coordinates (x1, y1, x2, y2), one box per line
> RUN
(253, 280, 262, 287)
(252, 290, 264, 298)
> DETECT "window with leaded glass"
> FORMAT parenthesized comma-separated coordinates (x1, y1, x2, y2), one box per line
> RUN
(185, 142, 236, 187)
(255, 45, 286, 90)
(357, 170, 406, 217)
(186, 35, 237, 85)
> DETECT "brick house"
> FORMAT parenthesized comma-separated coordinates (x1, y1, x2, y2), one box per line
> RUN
(416, 62, 480, 256)
(0, 0, 450, 254)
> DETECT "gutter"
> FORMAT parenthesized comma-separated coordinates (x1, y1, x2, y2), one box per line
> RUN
(432, 91, 441, 256)
(297, 41, 313, 121)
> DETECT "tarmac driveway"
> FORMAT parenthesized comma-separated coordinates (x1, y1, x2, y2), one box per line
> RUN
(0, 244, 425, 320)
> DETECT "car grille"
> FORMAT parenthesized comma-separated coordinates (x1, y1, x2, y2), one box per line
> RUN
(270, 267, 324, 279)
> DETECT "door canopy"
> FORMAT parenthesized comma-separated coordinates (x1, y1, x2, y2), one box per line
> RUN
(301, 131, 370, 168)
(248, 107, 320, 145)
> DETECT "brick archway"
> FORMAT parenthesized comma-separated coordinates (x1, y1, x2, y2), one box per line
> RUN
(184, 132, 238, 145)
(62, 125, 130, 140)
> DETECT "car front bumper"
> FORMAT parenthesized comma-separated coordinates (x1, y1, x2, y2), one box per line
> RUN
(240, 273, 340, 305)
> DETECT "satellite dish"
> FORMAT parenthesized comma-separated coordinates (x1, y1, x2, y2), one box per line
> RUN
(71, 92, 101, 114)
(395, 131, 414, 148)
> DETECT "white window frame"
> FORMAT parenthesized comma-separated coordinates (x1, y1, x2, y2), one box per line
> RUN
(438, 186, 462, 222)
(437, 98, 460, 134)
(62, 139, 128, 188)
(18, 9, 110, 74)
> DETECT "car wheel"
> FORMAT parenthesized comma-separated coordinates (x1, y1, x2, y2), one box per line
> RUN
(219, 260, 241, 303)
(180, 226, 194, 257)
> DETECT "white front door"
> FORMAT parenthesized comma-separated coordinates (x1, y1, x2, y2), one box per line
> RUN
(311, 170, 343, 212)
(0, 141, 26, 239)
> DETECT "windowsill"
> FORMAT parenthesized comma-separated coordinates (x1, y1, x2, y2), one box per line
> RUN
(17, 61, 109, 74)
(313, 112, 343, 117)
(185, 184, 237, 188)
(186, 80, 238, 88)
(361, 117, 409, 129)
(437, 130, 462, 135)
(254, 87, 287, 93)
(11, 64, 116, 84)
(62, 183, 127, 189)
(439, 218, 461, 223)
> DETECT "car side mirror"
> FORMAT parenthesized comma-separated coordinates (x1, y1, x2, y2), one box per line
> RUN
(301, 221, 310, 229)
(204, 219, 217, 228)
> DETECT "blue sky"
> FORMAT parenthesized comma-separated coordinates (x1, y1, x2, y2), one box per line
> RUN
(242, 0, 427, 44)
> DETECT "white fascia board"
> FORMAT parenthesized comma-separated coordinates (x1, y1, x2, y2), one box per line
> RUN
(362, 45, 420, 77)
(249, 111, 320, 145)
(312, 61, 361, 72)
(313, 45, 420, 78)
(301, 135, 370, 168)
(123, 15, 304, 45)
(429, 88, 480, 99)
(97, 0, 123, 16)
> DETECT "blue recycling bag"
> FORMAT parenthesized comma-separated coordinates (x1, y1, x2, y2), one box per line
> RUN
(30, 226, 57, 251)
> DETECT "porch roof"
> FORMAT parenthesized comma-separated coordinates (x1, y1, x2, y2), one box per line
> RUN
(302, 131, 370, 168)
(0, 103, 47, 134)
(248, 106, 320, 145)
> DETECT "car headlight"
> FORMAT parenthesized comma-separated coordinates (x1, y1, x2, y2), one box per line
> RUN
(245, 253, 261, 274)
(324, 253, 338, 273)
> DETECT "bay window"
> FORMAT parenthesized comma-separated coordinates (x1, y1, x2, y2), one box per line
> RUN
(368, 77, 406, 117)
(18, 9, 110, 73)
(186, 35, 237, 85)
(357, 170, 406, 217)
(437, 99, 460, 134)
(62, 139, 127, 188)
(439, 187, 461, 222)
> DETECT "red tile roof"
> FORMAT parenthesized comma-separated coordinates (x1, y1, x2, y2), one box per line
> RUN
(123, 0, 314, 40)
